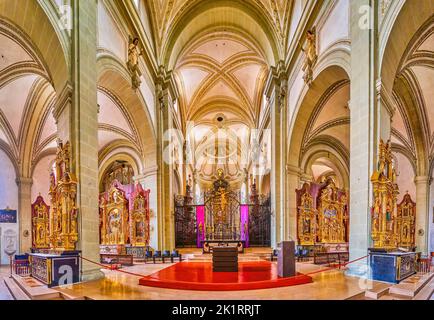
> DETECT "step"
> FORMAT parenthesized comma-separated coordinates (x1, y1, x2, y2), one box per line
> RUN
(11, 275, 61, 300)
(413, 275, 434, 300)
(389, 272, 434, 297)
(3, 278, 30, 300)
(364, 282, 392, 300)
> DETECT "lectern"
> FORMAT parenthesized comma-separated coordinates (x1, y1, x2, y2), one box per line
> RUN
(277, 241, 296, 278)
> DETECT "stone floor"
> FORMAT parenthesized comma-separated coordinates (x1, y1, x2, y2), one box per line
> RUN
(53, 261, 370, 300)
(0, 249, 376, 300)
(0, 266, 14, 300)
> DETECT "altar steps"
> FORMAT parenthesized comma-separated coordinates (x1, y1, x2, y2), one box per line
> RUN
(388, 272, 434, 297)
(4, 274, 89, 300)
(360, 272, 434, 300)
(3, 277, 30, 300)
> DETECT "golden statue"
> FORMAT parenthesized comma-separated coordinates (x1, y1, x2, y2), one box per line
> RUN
(127, 36, 143, 89)
(301, 27, 317, 85)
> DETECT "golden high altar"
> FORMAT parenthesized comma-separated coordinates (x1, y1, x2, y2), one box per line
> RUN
(371, 139, 400, 249)
(47, 140, 79, 251)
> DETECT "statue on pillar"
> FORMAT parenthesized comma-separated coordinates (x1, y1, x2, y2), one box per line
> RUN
(127, 36, 143, 89)
(301, 28, 317, 86)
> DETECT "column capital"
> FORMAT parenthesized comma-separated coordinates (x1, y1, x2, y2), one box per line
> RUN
(414, 175, 431, 185)
(15, 177, 33, 187)
(286, 164, 302, 175)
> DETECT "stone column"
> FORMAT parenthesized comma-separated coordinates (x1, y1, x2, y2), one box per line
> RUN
(286, 165, 301, 242)
(156, 68, 178, 250)
(52, 0, 101, 281)
(16, 177, 32, 253)
(415, 176, 430, 254)
(348, 0, 390, 275)
(265, 62, 287, 247)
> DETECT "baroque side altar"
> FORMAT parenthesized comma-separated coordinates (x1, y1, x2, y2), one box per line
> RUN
(371, 139, 399, 249)
(48, 140, 79, 251)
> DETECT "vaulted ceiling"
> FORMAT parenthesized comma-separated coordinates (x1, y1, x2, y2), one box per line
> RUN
(392, 20, 434, 169)
(148, 0, 293, 55)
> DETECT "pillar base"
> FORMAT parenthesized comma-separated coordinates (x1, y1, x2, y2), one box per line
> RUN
(345, 260, 369, 279)
(81, 268, 105, 282)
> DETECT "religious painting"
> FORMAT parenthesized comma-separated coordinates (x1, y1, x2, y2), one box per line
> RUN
(129, 184, 150, 246)
(0, 208, 17, 223)
(100, 180, 129, 245)
(31, 196, 50, 248)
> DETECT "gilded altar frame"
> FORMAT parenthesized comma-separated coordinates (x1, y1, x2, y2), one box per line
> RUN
(31, 195, 50, 249)
(317, 180, 348, 244)
(297, 183, 317, 245)
(397, 193, 416, 249)
(100, 180, 129, 245)
(48, 140, 78, 251)
(129, 184, 150, 246)
(371, 139, 400, 248)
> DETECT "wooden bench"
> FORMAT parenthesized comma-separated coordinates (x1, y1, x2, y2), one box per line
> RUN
(100, 254, 134, 266)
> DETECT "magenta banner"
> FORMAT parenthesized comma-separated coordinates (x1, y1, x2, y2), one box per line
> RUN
(196, 206, 205, 248)
(240, 205, 249, 247)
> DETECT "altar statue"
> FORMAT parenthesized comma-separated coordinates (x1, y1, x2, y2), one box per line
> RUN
(127, 36, 143, 89)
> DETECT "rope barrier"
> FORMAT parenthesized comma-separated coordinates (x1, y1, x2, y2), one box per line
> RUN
(305, 255, 368, 276)
(79, 253, 369, 279)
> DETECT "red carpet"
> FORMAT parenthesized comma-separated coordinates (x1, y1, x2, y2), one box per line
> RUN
(139, 261, 312, 291)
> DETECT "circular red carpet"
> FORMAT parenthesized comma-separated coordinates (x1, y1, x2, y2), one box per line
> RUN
(139, 261, 312, 291)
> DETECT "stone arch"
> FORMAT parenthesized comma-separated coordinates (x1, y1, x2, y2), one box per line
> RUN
(0, 2, 69, 92)
(98, 146, 144, 188)
(380, 0, 434, 94)
(287, 65, 349, 168)
(301, 146, 349, 189)
(97, 64, 157, 167)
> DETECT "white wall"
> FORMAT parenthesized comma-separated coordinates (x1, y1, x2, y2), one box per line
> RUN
(318, 0, 350, 55)
(0, 149, 18, 265)
(31, 155, 55, 204)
